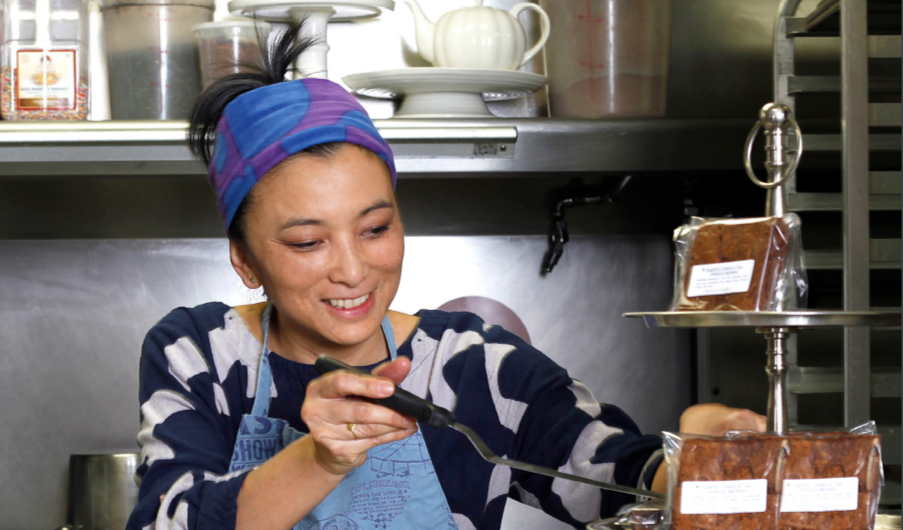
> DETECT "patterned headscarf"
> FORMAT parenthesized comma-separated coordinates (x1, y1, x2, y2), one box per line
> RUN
(207, 78, 396, 230)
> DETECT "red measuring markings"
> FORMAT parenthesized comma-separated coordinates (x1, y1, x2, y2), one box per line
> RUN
(577, 0, 606, 102)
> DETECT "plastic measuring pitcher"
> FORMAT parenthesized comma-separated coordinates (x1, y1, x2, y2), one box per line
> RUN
(540, 0, 672, 118)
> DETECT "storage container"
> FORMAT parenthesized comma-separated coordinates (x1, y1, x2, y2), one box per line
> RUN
(1, 0, 90, 120)
(540, 0, 672, 118)
(103, 0, 213, 120)
(193, 20, 270, 89)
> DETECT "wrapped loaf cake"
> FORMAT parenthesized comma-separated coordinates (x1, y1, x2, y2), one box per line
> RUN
(779, 434, 882, 530)
(671, 437, 787, 530)
(670, 215, 806, 312)
(667, 430, 884, 530)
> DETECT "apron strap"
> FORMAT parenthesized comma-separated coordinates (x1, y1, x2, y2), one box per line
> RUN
(251, 303, 275, 418)
(381, 315, 398, 361)
(250, 304, 399, 417)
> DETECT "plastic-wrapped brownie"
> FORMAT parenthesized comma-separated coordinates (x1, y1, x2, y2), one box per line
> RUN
(664, 434, 788, 530)
(779, 433, 882, 530)
(669, 215, 807, 312)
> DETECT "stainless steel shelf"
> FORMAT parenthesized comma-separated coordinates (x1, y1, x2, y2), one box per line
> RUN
(788, 76, 901, 93)
(788, 170, 902, 212)
(870, 103, 902, 127)
(0, 118, 755, 177)
(783, 0, 901, 36)
(788, 192, 901, 211)
(806, 133, 901, 151)
(788, 366, 900, 397)
(805, 239, 902, 270)
(868, 35, 903, 58)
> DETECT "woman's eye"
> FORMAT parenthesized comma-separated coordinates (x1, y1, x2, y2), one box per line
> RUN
(365, 225, 390, 237)
(290, 241, 320, 250)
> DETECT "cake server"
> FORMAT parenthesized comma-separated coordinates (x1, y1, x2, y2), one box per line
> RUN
(315, 355, 665, 500)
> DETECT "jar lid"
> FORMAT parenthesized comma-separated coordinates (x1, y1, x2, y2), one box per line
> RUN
(192, 20, 271, 31)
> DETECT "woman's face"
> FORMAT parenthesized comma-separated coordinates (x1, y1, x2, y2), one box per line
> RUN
(233, 144, 403, 352)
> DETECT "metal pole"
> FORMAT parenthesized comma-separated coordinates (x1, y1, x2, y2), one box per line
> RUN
(762, 328, 791, 434)
(764, 118, 787, 218)
(840, 0, 870, 428)
(772, 0, 804, 194)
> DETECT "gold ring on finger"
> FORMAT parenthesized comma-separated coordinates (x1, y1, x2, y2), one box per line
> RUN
(347, 422, 358, 439)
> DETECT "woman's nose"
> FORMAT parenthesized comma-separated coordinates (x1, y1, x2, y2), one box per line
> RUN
(328, 237, 368, 287)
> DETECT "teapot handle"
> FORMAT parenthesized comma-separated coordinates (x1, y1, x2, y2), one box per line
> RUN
(511, 3, 550, 67)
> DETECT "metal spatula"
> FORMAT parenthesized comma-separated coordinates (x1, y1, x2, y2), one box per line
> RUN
(315, 355, 664, 500)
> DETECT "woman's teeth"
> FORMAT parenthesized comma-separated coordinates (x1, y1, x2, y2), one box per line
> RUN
(328, 293, 370, 310)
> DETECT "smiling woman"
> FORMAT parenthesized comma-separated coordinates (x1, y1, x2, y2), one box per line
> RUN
(127, 20, 765, 530)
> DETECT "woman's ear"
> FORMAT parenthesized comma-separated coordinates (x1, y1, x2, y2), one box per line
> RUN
(230, 240, 261, 290)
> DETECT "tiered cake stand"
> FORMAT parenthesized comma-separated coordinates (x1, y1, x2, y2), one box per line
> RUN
(624, 105, 901, 435)
(625, 311, 900, 433)
(228, 0, 395, 78)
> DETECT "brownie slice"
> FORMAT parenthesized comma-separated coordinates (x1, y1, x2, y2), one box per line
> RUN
(672, 437, 786, 530)
(677, 217, 791, 311)
(779, 434, 882, 530)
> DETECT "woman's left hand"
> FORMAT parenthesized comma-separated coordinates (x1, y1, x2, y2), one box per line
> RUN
(678, 403, 767, 436)
(650, 403, 766, 494)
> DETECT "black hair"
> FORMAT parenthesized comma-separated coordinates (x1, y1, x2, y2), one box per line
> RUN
(188, 21, 390, 245)
(188, 20, 343, 244)
(188, 20, 317, 167)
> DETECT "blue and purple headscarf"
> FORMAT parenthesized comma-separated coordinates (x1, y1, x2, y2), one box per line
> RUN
(207, 78, 396, 230)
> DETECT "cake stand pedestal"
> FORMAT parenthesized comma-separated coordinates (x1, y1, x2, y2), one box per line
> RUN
(624, 311, 901, 434)
(228, 0, 394, 78)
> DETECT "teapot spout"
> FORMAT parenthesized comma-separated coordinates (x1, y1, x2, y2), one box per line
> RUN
(404, 0, 435, 64)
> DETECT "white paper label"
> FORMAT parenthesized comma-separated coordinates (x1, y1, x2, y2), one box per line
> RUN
(687, 260, 756, 297)
(680, 479, 768, 515)
(780, 478, 859, 513)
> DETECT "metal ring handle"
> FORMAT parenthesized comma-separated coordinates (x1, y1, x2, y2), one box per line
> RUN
(743, 116, 804, 190)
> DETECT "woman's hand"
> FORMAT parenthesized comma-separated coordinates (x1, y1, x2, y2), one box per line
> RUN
(678, 403, 767, 436)
(301, 357, 418, 476)
(650, 403, 766, 494)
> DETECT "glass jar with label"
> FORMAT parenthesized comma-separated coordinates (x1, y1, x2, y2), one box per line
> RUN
(1, 0, 90, 120)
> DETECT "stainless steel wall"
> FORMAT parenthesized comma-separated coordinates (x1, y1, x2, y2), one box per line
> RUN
(0, 235, 687, 530)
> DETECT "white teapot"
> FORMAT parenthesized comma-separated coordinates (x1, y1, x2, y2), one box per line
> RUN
(405, 0, 551, 71)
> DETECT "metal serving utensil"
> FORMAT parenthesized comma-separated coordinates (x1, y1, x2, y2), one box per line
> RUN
(315, 355, 665, 500)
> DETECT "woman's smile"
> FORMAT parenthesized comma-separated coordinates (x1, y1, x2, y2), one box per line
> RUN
(323, 290, 376, 318)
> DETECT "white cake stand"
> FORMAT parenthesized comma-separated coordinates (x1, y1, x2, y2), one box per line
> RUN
(228, 0, 394, 78)
(343, 67, 549, 118)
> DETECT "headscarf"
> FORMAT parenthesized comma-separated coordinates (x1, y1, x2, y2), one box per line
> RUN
(207, 78, 396, 230)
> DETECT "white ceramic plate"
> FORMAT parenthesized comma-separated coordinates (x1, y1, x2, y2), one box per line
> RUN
(343, 67, 548, 101)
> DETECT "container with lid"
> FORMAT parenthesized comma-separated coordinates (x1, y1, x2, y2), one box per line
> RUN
(193, 20, 270, 89)
(1, 0, 90, 120)
(103, 0, 214, 120)
(540, 0, 672, 118)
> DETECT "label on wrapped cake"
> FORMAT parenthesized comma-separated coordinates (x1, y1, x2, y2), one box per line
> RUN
(687, 259, 756, 297)
(680, 479, 768, 514)
(780, 478, 859, 513)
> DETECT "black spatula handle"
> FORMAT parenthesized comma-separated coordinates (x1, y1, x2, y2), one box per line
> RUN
(314, 355, 456, 430)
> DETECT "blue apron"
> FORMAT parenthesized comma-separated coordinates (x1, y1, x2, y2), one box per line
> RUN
(229, 304, 458, 530)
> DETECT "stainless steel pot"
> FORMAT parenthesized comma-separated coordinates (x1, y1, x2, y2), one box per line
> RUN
(67, 452, 140, 530)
